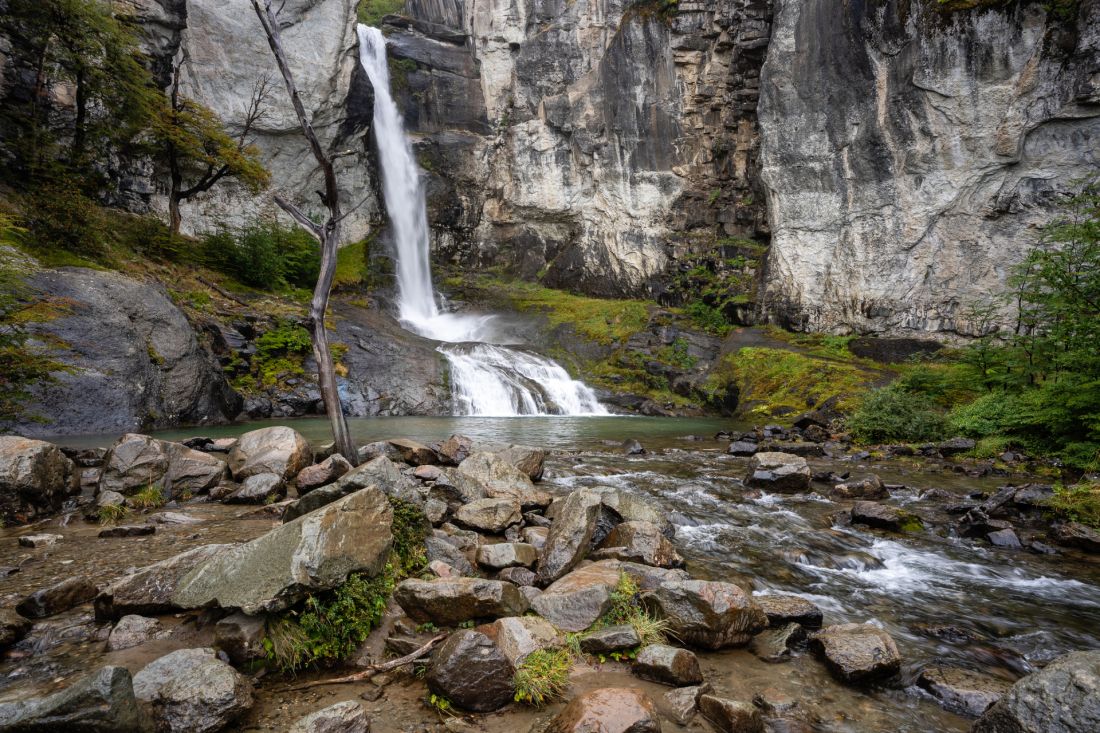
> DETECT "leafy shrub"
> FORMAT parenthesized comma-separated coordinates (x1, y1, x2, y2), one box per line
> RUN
(513, 648, 573, 707)
(1046, 482, 1100, 529)
(130, 486, 165, 510)
(685, 301, 730, 336)
(589, 572, 668, 646)
(846, 385, 948, 444)
(20, 180, 109, 260)
(199, 221, 319, 291)
(948, 392, 1020, 438)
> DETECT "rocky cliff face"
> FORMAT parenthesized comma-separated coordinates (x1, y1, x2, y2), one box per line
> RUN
(126, 0, 378, 240)
(385, 0, 771, 298)
(759, 0, 1100, 336)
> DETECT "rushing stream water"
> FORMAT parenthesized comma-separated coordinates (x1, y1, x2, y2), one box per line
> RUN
(356, 26, 606, 417)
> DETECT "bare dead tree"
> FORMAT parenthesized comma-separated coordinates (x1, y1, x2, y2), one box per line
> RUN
(249, 0, 359, 465)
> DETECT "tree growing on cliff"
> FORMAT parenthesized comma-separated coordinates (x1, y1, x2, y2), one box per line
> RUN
(248, 0, 359, 465)
(154, 57, 272, 234)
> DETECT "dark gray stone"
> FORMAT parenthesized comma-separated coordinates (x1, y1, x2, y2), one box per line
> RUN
(426, 630, 514, 712)
(633, 644, 704, 686)
(0, 665, 146, 732)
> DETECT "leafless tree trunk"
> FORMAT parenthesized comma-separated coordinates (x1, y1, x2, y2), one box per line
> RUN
(250, 0, 358, 465)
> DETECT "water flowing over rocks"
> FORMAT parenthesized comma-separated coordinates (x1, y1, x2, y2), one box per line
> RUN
(917, 666, 1011, 718)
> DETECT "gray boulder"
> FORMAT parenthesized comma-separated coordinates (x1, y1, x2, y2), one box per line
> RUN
(664, 683, 712, 725)
(477, 542, 538, 570)
(530, 560, 621, 632)
(457, 452, 548, 507)
(748, 622, 805, 663)
(1053, 522, 1100, 554)
(16, 576, 97, 619)
(754, 594, 823, 628)
(595, 520, 684, 568)
(536, 489, 602, 585)
(133, 648, 252, 733)
(579, 624, 640, 655)
(224, 473, 285, 504)
(744, 452, 811, 493)
(699, 694, 764, 733)
(0, 436, 77, 523)
(973, 650, 1100, 732)
(0, 665, 146, 732)
(393, 577, 527, 625)
(426, 630, 514, 712)
(95, 544, 232, 620)
(490, 615, 561, 667)
(227, 426, 312, 481)
(172, 487, 393, 613)
(453, 498, 522, 533)
(294, 454, 352, 494)
(387, 438, 439, 466)
(98, 433, 226, 499)
(809, 623, 901, 683)
(283, 455, 420, 521)
(214, 613, 267, 666)
(546, 687, 660, 733)
(644, 579, 767, 649)
(587, 487, 671, 536)
(850, 501, 922, 532)
(288, 700, 369, 733)
(917, 666, 1011, 718)
(633, 644, 704, 686)
(107, 614, 163, 651)
(0, 608, 31, 650)
(425, 535, 475, 576)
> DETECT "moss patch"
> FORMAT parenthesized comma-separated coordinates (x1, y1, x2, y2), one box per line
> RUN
(705, 346, 876, 419)
(358, 0, 406, 25)
(1047, 482, 1100, 529)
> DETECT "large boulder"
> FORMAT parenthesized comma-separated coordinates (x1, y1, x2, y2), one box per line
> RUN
(536, 489, 603, 585)
(227, 426, 312, 481)
(633, 644, 704, 687)
(809, 623, 901, 683)
(394, 578, 527, 626)
(453, 498, 522, 533)
(288, 701, 369, 733)
(294, 454, 352, 494)
(531, 560, 621, 632)
(490, 615, 562, 667)
(0, 665, 146, 732)
(850, 501, 921, 532)
(1053, 522, 1100, 554)
(426, 630, 514, 712)
(283, 455, 420, 521)
(596, 521, 684, 568)
(477, 542, 538, 570)
(95, 544, 232, 620)
(587, 487, 671, 536)
(917, 666, 1011, 718)
(495, 444, 546, 481)
(16, 576, 98, 619)
(699, 694, 764, 733)
(754, 594, 823, 628)
(107, 614, 164, 651)
(643, 580, 766, 649)
(224, 473, 285, 504)
(545, 687, 661, 733)
(0, 436, 77, 523)
(744, 452, 811, 493)
(97, 433, 227, 499)
(973, 650, 1100, 732)
(172, 487, 393, 613)
(132, 648, 253, 733)
(457, 452, 548, 507)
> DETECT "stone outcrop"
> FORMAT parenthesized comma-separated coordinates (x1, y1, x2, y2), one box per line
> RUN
(172, 487, 393, 613)
(95, 544, 232, 620)
(759, 0, 1100, 335)
(644, 579, 767, 649)
(425, 629, 515, 712)
(98, 433, 227, 499)
(132, 648, 253, 733)
(973, 650, 1100, 733)
(0, 436, 77, 524)
(0, 666, 147, 733)
(8, 268, 241, 437)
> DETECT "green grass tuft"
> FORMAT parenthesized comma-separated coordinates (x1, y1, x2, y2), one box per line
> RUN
(97, 503, 130, 525)
(513, 648, 573, 707)
(130, 486, 165, 510)
(1046, 482, 1100, 529)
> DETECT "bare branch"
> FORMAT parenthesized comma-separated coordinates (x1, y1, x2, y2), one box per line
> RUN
(273, 194, 322, 240)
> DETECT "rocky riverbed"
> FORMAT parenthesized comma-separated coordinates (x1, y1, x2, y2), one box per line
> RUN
(0, 425, 1097, 733)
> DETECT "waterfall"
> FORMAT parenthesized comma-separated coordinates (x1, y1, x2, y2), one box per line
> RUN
(356, 26, 608, 417)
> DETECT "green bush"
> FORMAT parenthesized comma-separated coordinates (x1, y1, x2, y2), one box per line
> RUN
(1046, 482, 1100, 529)
(20, 180, 110, 260)
(948, 392, 1020, 438)
(846, 385, 948, 444)
(685, 301, 731, 336)
(199, 221, 319, 291)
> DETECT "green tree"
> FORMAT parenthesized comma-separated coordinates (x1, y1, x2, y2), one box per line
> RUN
(155, 58, 271, 234)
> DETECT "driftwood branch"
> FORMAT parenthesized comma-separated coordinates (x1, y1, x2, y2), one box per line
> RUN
(283, 634, 446, 692)
(196, 276, 250, 307)
(273, 194, 322, 240)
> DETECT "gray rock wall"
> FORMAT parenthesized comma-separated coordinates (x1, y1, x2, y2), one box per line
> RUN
(385, 0, 772, 297)
(758, 0, 1100, 336)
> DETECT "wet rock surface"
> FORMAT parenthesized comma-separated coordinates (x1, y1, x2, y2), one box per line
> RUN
(132, 647, 253, 733)
(0, 665, 146, 732)
(972, 650, 1100, 733)
(632, 644, 704, 687)
(426, 629, 514, 712)
(546, 687, 661, 733)
(644, 579, 767, 649)
(810, 624, 902, 683)
(917, 666, 1011, 718)
(394, 578, 527, 626)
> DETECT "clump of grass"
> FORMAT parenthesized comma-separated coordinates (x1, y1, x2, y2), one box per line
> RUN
(97, 503, 130, 525)
(589, 572, 668, 646)
(513, 648, 573, 707)
(130, 486, 165, 510)
(1047, 482, 1100, 529)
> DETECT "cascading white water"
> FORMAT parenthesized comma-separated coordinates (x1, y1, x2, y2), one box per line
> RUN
(356, 26, 608, 417)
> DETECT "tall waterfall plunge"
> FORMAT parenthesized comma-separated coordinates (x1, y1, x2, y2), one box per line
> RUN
(356, 26, 607, 417)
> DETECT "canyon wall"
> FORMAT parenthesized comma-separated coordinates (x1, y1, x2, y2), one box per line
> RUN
(759, 0, 1100, 336)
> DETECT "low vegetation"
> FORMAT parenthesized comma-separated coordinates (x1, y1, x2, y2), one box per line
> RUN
(263, 497, 428, 673)
(513, 648, 573, 707)
(1046, 482, 1100, 529)
(358, 0, 406, 25)
(130, 486, 165, 511)
(96, 504, 130, 525)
